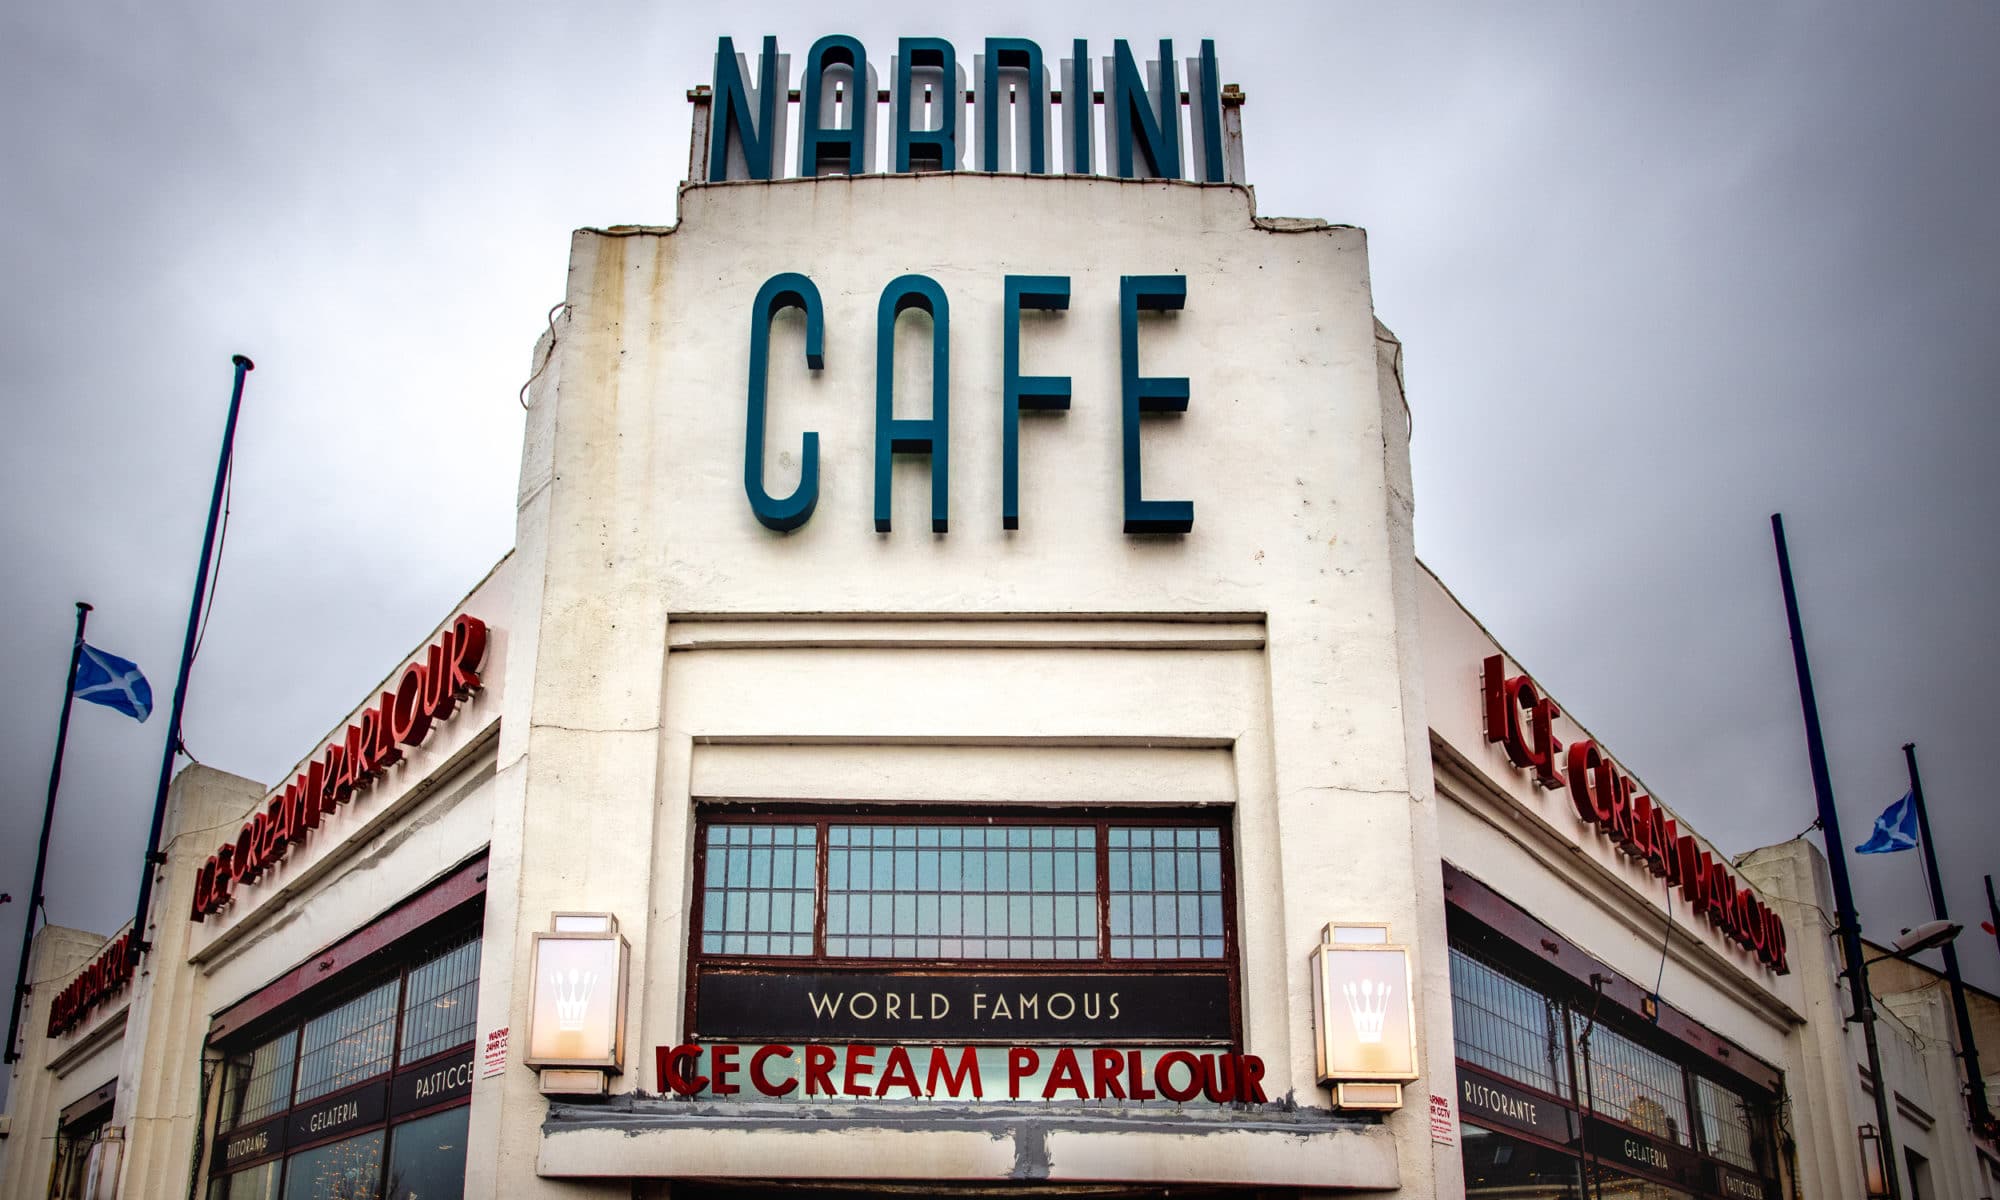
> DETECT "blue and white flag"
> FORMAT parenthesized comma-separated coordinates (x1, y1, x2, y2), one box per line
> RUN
(72, 643, 152, 722)
(1855, 791, 1919, 855)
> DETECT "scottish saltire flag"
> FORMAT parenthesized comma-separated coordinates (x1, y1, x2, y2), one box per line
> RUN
(72, 643, 152, 722)
(1855, 791, 1919, 855)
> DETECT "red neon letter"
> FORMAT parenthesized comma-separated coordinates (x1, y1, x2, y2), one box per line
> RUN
(926, 1046, 981, 1098)
(1041, 1048, 1087, 1100)
(657, 1044, 706, 1096)
(749, 1044, 797, 1096)
(1007, 1047, 1041, 1099)
(802, 1044, 836, 1096)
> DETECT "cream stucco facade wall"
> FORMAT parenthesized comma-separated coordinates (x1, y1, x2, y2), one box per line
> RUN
(469, 173, 1457, 1195)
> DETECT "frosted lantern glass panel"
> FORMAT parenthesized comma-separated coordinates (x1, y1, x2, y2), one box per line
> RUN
(529, 937, 621, 1065)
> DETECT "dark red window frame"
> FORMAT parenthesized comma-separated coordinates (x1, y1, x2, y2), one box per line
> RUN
(684, 804, 1243, 1047)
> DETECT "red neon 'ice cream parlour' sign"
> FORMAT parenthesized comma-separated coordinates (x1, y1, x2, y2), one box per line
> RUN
(1481, 655, 1788, 973)
(189, 615, 488, 922)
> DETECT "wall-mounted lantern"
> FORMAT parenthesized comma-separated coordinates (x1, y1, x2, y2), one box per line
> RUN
(527, 913, 629, 1096)
(1310, 923, 1418, 1111)
(1858, 1123, 1890, 1198)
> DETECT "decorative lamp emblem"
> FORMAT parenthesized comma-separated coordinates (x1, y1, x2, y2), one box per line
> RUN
(551, 968, 596, 1031)
(1343, 976, 1392, 1044)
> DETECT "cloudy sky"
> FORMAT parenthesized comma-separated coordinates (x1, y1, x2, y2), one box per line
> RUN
(3, 0, 1996, 1087)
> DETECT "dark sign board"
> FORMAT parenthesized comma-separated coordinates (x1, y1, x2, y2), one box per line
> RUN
(694, 971, 1232, 1041)
(392, 1048, 476, 1116)
(215, 1114, 286, 1171)
(1455, 1064, 1574, 1144)
(1709, 1161, 1777, 1200)
(1584, 1115, 1702, 1189)
(289, 1079, 387, 1148)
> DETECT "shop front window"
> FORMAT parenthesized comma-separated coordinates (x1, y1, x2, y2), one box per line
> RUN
(383, 1106, 470, 1200)
(1461, 1125, 1586, 1198)
(1450, 944, 1571, 1096)
(1575, 1017, 1691, 1146)
(1694, 1075, 1764, 1173)
(205, 927, 480, 1200)
(227, 1031, 300, 1129)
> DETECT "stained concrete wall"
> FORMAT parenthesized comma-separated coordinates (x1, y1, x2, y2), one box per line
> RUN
(471, 173, 1451, 1195)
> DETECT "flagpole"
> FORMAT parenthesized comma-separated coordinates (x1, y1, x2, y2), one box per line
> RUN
(1906, 742, 1993, 1132)
(1772, 512, 1901, 1199)
(5, 602, 93, 1064)
(128, 355, 252, 965)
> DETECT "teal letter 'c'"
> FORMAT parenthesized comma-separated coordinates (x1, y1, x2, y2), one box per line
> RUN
(1110, 39, 1181, 180)
(710, 36, 781, 182)
(745, 273, 823, 532)
(1120, 275, 1192, 533)
(875, 276, 950, 533)
(800, 35, 871, 176)
(1002, 276, 1070, 530)
(895, 38, 960, 172)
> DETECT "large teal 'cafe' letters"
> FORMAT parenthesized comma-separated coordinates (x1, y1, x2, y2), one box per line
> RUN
(742, 274, 1193, 536)
(710, 36, 1228, 182)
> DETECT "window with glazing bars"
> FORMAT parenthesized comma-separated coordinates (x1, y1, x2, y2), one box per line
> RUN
(696, 817, 1231, 963)
(1448, 945, 1571, 1097)
(399, 933, 482, 1066)
(1696, 1075, 1761, 1170)
(227, 1031, 297, 1128)
(294, 980, 399, 1106)
(1574, 1013, 1692, 1145)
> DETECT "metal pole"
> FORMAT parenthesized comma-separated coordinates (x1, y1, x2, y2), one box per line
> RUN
(1906, 740, 1993, 1129)
(1772, 513, 1901, 1199)
(1987, 875, 2000, 963)
(5, 602, 92, 1064)
(129, 355, 252, 963)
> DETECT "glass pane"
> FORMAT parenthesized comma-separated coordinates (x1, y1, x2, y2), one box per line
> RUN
(1696, 1075, 1766, 1172)
(384, 1106, 470, 1200)
(700, 824, 817, 958)
(227, 1031, 298, 1128)
(828, 824, 1097, 960)
(1108, 826, 1225, 960)
(1461, 1125, 1586, 1198)
(1448, 944, 1571, 1096)
(1576, 1015, 1692, 1146)
(211, 1162, 282, 1200)
(296, 981, 399, 1106)
(400, 935, 481, 1066)
(283, 1129, 385, 1200)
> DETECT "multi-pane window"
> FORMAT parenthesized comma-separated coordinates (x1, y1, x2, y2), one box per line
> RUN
(1109, 827, 1223, 959)
(1450, 924, 1784, 1191)
(1448, 945, 1570, 1096)
(400, 934, 482, 1066)
(208, 927, 482, 1200)
(701, 824, 816, 955)
(830, 825, 1097, 959)
(693, 815, 1233, 965)
(227, 1031, 299, 1128)
(295, 980, 399, 1106)
(1575, 1015, 1693, 1146)
(1696, 1075, 1760, 1171)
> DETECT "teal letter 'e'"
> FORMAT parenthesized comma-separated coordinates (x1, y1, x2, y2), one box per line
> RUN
(745, 273, 823, 532)
(1120, 275, 1192, 534)
(875, 275, 951, 533)
(1002, 275, 1070, 530)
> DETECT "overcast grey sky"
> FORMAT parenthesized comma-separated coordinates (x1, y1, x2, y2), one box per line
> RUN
(3, 0, 1996, 1083)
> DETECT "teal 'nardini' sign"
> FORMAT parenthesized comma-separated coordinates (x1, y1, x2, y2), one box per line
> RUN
(708, 36, 1230, 184)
